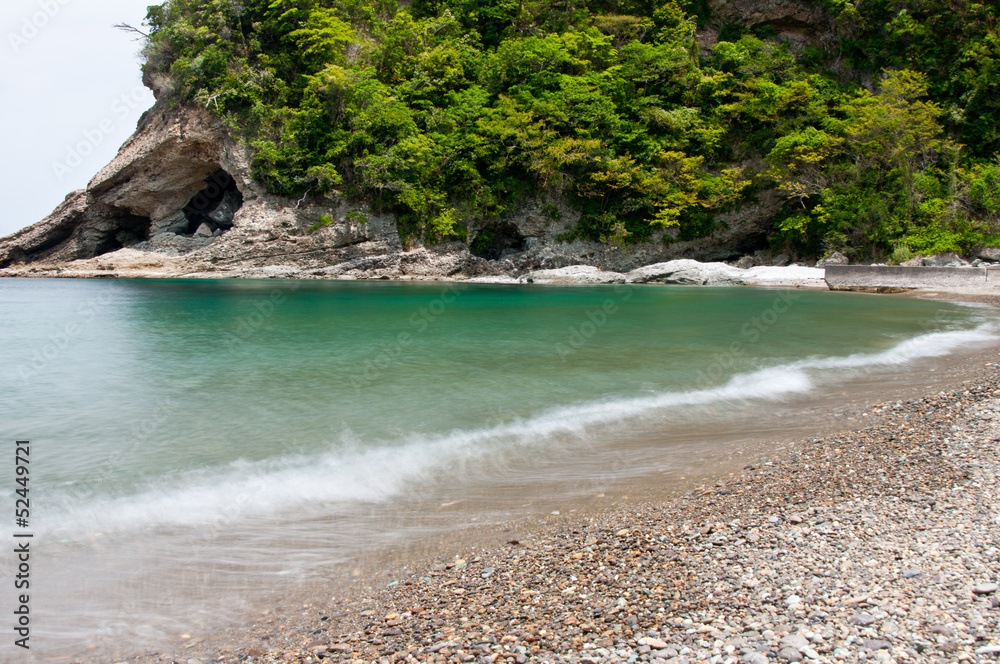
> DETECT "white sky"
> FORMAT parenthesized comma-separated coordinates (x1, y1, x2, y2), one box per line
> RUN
(0, 0, 156, 238)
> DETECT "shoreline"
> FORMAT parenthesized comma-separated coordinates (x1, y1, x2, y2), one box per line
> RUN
(7, 260, 1000, 297)
(0, 259, 828, 290)
(104, 293, 1000, 664)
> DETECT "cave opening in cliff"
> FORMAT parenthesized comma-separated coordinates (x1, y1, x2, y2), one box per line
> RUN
(470, 222, 526, 261)
(181, 170, 243, 236)
(94, 210, 153, 256)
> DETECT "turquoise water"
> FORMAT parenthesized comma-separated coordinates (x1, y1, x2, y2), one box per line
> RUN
(0, 278, 996, 655)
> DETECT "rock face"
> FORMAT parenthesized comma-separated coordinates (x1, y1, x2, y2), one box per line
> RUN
(695, 0, 835, 55)
(0, 100, 789, 281)
(0, 0, 846, 281)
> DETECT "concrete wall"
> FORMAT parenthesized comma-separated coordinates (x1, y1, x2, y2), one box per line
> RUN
(825, 265, 1000, 290)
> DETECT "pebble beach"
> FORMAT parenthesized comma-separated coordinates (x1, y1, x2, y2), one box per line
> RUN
(124, 298, 1000, 664)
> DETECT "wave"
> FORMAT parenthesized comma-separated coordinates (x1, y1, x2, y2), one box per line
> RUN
(42, 322, 998, 538)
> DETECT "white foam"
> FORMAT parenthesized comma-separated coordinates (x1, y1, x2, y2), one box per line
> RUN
(42, 323, 998, 538)
(791, 323, 998, 371)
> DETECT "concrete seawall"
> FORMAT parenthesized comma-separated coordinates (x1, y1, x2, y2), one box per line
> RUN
(825, 265, 1000, 290)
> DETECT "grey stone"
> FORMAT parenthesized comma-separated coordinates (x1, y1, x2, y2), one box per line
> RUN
(526, 265, 626, 284)
(653, 647, 679, 658)
(158, 211, 190, 235)
(975, 645, 1000, 655)
(194, 222, 213, 238)
(778, 646, 803, 662)
(626, 260, 745, 286)
(976, 246, 1000, 261)
(863, 639, 892, 651)
(900, 569, 921, 578)
(816, 251, 849, 267)
(849, 613, 876, 626)
(974, 582, 998, 594)
(779, 634, 809, 651)
(921, 252, 970, 267)
(743, 653, 768, 664)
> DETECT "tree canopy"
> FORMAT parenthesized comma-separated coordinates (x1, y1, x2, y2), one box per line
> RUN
(141, 0, 1000, 260)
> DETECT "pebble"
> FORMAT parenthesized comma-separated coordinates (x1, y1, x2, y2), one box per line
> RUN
(133, 369, 1000, 664)
(778, 646, 803, 662)
(779, 634, 809, 651)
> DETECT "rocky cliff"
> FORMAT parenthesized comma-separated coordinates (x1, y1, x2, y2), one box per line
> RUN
(0, 100, 789, 280)
(0, 0, 836, 281)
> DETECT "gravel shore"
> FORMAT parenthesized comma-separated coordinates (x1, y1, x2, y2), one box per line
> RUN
(138, 352, 1000, 664)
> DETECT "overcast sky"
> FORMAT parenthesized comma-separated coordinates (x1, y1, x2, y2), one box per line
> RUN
(0, 0, 156, 238)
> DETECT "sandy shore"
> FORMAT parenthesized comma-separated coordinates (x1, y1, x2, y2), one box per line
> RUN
(114, 292, 1000, 664)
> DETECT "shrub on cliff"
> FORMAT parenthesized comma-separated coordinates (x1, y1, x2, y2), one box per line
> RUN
(139, 0, 1000, 259)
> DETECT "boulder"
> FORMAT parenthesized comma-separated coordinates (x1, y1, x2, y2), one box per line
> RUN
(975, 246, 1000, 262)
(626, 259, 745, 286)
(816, 251, 849, 267)
(922, 252, 970, 267)
(525, 264, 626, 284)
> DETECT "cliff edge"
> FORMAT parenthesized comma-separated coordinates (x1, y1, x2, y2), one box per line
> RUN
(0, 100, 790, 281)
(0, 0, 838, 281)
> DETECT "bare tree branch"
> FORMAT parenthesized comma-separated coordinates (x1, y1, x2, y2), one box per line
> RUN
(113, 22, 149, 39)
(295, 188, 313, 209)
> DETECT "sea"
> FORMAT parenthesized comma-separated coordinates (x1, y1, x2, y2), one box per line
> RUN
(0, 278, 996, 658)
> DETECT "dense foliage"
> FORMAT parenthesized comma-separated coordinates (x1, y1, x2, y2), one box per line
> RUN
(141, 0, 1000, 260)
